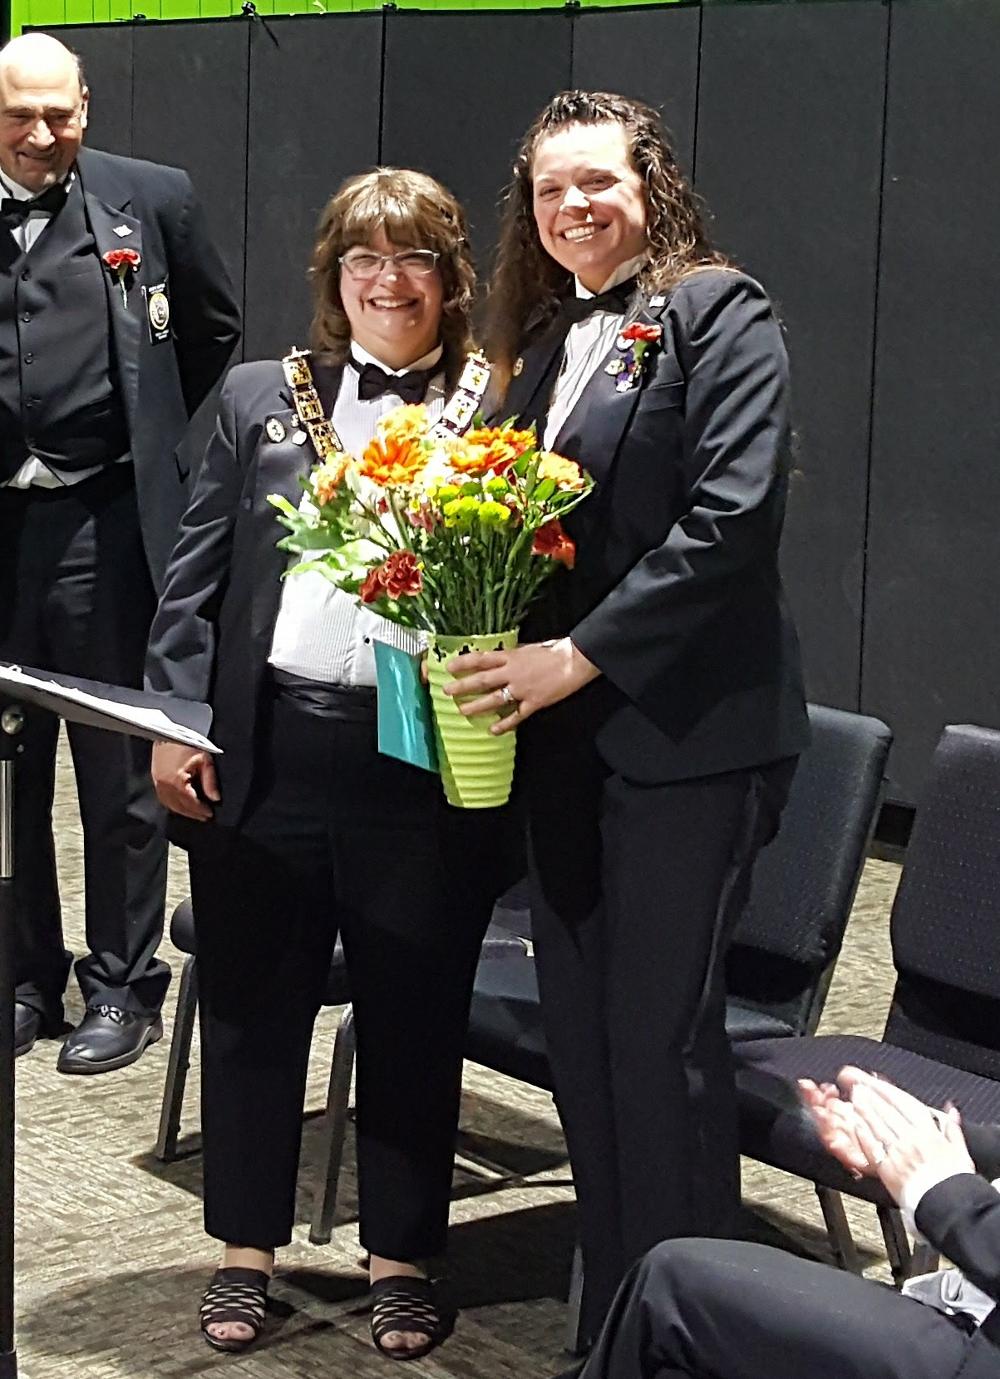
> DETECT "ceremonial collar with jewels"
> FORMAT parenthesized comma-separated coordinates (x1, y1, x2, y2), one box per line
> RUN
(274, 346, 492, 459)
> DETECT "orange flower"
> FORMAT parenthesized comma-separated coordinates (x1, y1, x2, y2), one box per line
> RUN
(311, 454, 350, 507)
(358, 432, 428, 488)
(449, 426, 536, 477)
(532, 518, 576, 568)
(538, 452, 587, 492)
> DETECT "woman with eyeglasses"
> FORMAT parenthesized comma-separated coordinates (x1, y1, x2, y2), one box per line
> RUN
(144, 168, 520, 1362)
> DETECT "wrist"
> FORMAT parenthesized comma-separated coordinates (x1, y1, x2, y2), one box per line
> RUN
(565, 637, 600, 687)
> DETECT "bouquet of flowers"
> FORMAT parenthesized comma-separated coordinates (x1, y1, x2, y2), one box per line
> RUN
(269, 403, 594, 806)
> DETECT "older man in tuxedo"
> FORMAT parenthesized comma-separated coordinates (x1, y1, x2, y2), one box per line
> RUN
(556, 1069, 1000, 1379)
(0, 32, 240, 1071)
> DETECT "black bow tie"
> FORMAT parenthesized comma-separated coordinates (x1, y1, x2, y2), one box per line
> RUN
(559, 278, 637, 327)
(351, 356, 434, 406)
(0, 180, 67, 229)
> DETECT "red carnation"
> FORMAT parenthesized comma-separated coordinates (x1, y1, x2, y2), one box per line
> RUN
(381, 549, 424, 598)
(359, 550, 424, 604)
(532, 519, 576, 569)
(102, 248, 141, 273)
(621, 322, 661, 343)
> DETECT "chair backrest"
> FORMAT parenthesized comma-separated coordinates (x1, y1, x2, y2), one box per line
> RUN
(725, 703, 892, 1036)
(885, 724, 1000, 1078)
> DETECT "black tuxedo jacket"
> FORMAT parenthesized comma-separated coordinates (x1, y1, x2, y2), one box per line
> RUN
(918, 1122, 1000, 1376)
(145, 358, 339, 841)
(500, 268, 808, 784)
(73, 147, 241, 590)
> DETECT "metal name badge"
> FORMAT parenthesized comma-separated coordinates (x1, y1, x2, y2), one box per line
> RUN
(142, 282, 171, 344)
(265, 416, 287, 443)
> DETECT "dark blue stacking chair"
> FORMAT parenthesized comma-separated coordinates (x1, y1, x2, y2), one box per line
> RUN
(735, 723, 1000, 1282)
(464, 703, 892, 1087)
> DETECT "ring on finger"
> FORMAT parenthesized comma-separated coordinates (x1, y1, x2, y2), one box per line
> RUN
(870, 1142, 887, 1166)
(499, 685, 517, 708)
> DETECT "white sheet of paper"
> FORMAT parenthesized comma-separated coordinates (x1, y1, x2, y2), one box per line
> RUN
(0, 665, 221, 755)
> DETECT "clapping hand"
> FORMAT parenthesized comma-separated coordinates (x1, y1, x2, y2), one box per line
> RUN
(800, 1067, 975, 1205)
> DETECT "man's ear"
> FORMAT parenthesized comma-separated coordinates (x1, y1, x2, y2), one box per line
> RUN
(79, 88, 89, 131)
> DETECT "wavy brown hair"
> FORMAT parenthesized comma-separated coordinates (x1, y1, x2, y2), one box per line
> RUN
(486, 91, 734, 390)
(310, 167, 476, 389)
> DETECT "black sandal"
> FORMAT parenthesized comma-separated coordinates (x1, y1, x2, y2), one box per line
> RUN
(370, 1274, 452, 1361)
(199, 1266, 270, 1353)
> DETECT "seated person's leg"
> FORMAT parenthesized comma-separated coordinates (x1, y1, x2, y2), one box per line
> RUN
(577, 1238, 972, 1379)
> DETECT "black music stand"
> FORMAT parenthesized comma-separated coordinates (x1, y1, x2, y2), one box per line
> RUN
(0, 665, 217, 1376)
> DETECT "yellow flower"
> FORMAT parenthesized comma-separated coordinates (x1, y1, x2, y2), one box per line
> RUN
(538, 452, 587, 492)
(378, 404, 429, 446)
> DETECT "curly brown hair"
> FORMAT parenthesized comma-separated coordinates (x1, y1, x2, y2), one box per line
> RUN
(486, 91, 734, 389)
(310, 167, 476, 389)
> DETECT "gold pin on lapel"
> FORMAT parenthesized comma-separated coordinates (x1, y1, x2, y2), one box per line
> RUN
(512, 357, 524, 377)
(265, 416, 287, 443)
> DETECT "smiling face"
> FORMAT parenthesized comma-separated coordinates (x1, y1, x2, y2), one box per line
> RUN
(0, 35, 88, 193)
(338, 226, 444, 370)
(531, 120, 648, 293)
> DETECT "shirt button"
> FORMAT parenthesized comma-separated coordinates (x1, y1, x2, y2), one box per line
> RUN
(24, 399, 35, 410)
(23, 352, 33, 364)
(19, 269, 29, 281)
(363, 637, 371, 645)
(20, 312, 30, 323)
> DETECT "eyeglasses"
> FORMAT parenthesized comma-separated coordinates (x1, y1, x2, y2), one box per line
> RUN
(339, 249, 441, 279)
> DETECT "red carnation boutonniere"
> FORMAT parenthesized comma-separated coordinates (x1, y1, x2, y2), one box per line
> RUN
(102, 248, 141, 308)
(607, 320, 663, 393)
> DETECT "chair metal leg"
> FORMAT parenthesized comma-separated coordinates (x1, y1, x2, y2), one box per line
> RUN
(815, 1186, 862, 1273)
(878, 1204, 914, 1287)
(155, 955, 198, 1162)
(309, 1005, 356, 1245)
(564, 1239, 586, 1355)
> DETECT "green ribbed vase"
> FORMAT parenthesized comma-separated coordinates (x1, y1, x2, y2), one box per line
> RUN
(425, 630, 518, 809)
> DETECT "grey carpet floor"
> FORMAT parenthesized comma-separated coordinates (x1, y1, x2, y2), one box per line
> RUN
(9, 738, 901, 1378)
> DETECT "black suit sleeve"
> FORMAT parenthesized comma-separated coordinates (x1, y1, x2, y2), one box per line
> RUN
(570, 272, 789, 704)
(962, 1123, 1000, 1181)
(916, 1173, 1000, 1305)
(160, 170, 241, 417)
(144, 373, 244, 703)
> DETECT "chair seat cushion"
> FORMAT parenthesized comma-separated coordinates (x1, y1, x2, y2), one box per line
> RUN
(735, 1033, 1000, 1203)
(725, 1002, 796, 1041)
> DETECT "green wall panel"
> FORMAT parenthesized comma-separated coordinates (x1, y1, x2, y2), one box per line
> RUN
(14, 0, 686, 33)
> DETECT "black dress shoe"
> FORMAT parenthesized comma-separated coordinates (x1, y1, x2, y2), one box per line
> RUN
(56, 1004, 163, 1075)
(14, 1001, 62, 1058)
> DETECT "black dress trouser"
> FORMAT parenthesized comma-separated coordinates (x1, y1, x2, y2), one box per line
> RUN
(188, 680, 518, 1258)
(578, 1238, 978, 1379)
(0, 467, 169, 1017)
(525, 722, 795, 1342)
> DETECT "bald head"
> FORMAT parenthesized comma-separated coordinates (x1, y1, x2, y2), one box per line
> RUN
(0, 33, 88, 193)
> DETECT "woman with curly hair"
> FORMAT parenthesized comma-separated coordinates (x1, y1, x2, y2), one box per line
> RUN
(448, 92, 809, 1346)
(145, 168, 518, 1362)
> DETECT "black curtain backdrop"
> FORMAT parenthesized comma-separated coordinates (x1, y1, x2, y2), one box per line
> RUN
(44, 0, 1000, 804)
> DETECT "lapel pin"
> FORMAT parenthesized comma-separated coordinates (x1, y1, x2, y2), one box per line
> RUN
(512, 357, 524, 377)
(265, 416, 287, 443)
(291, 429, 307, 445)
(112, 224, 133, 237)
(605, 359, 625, 376)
